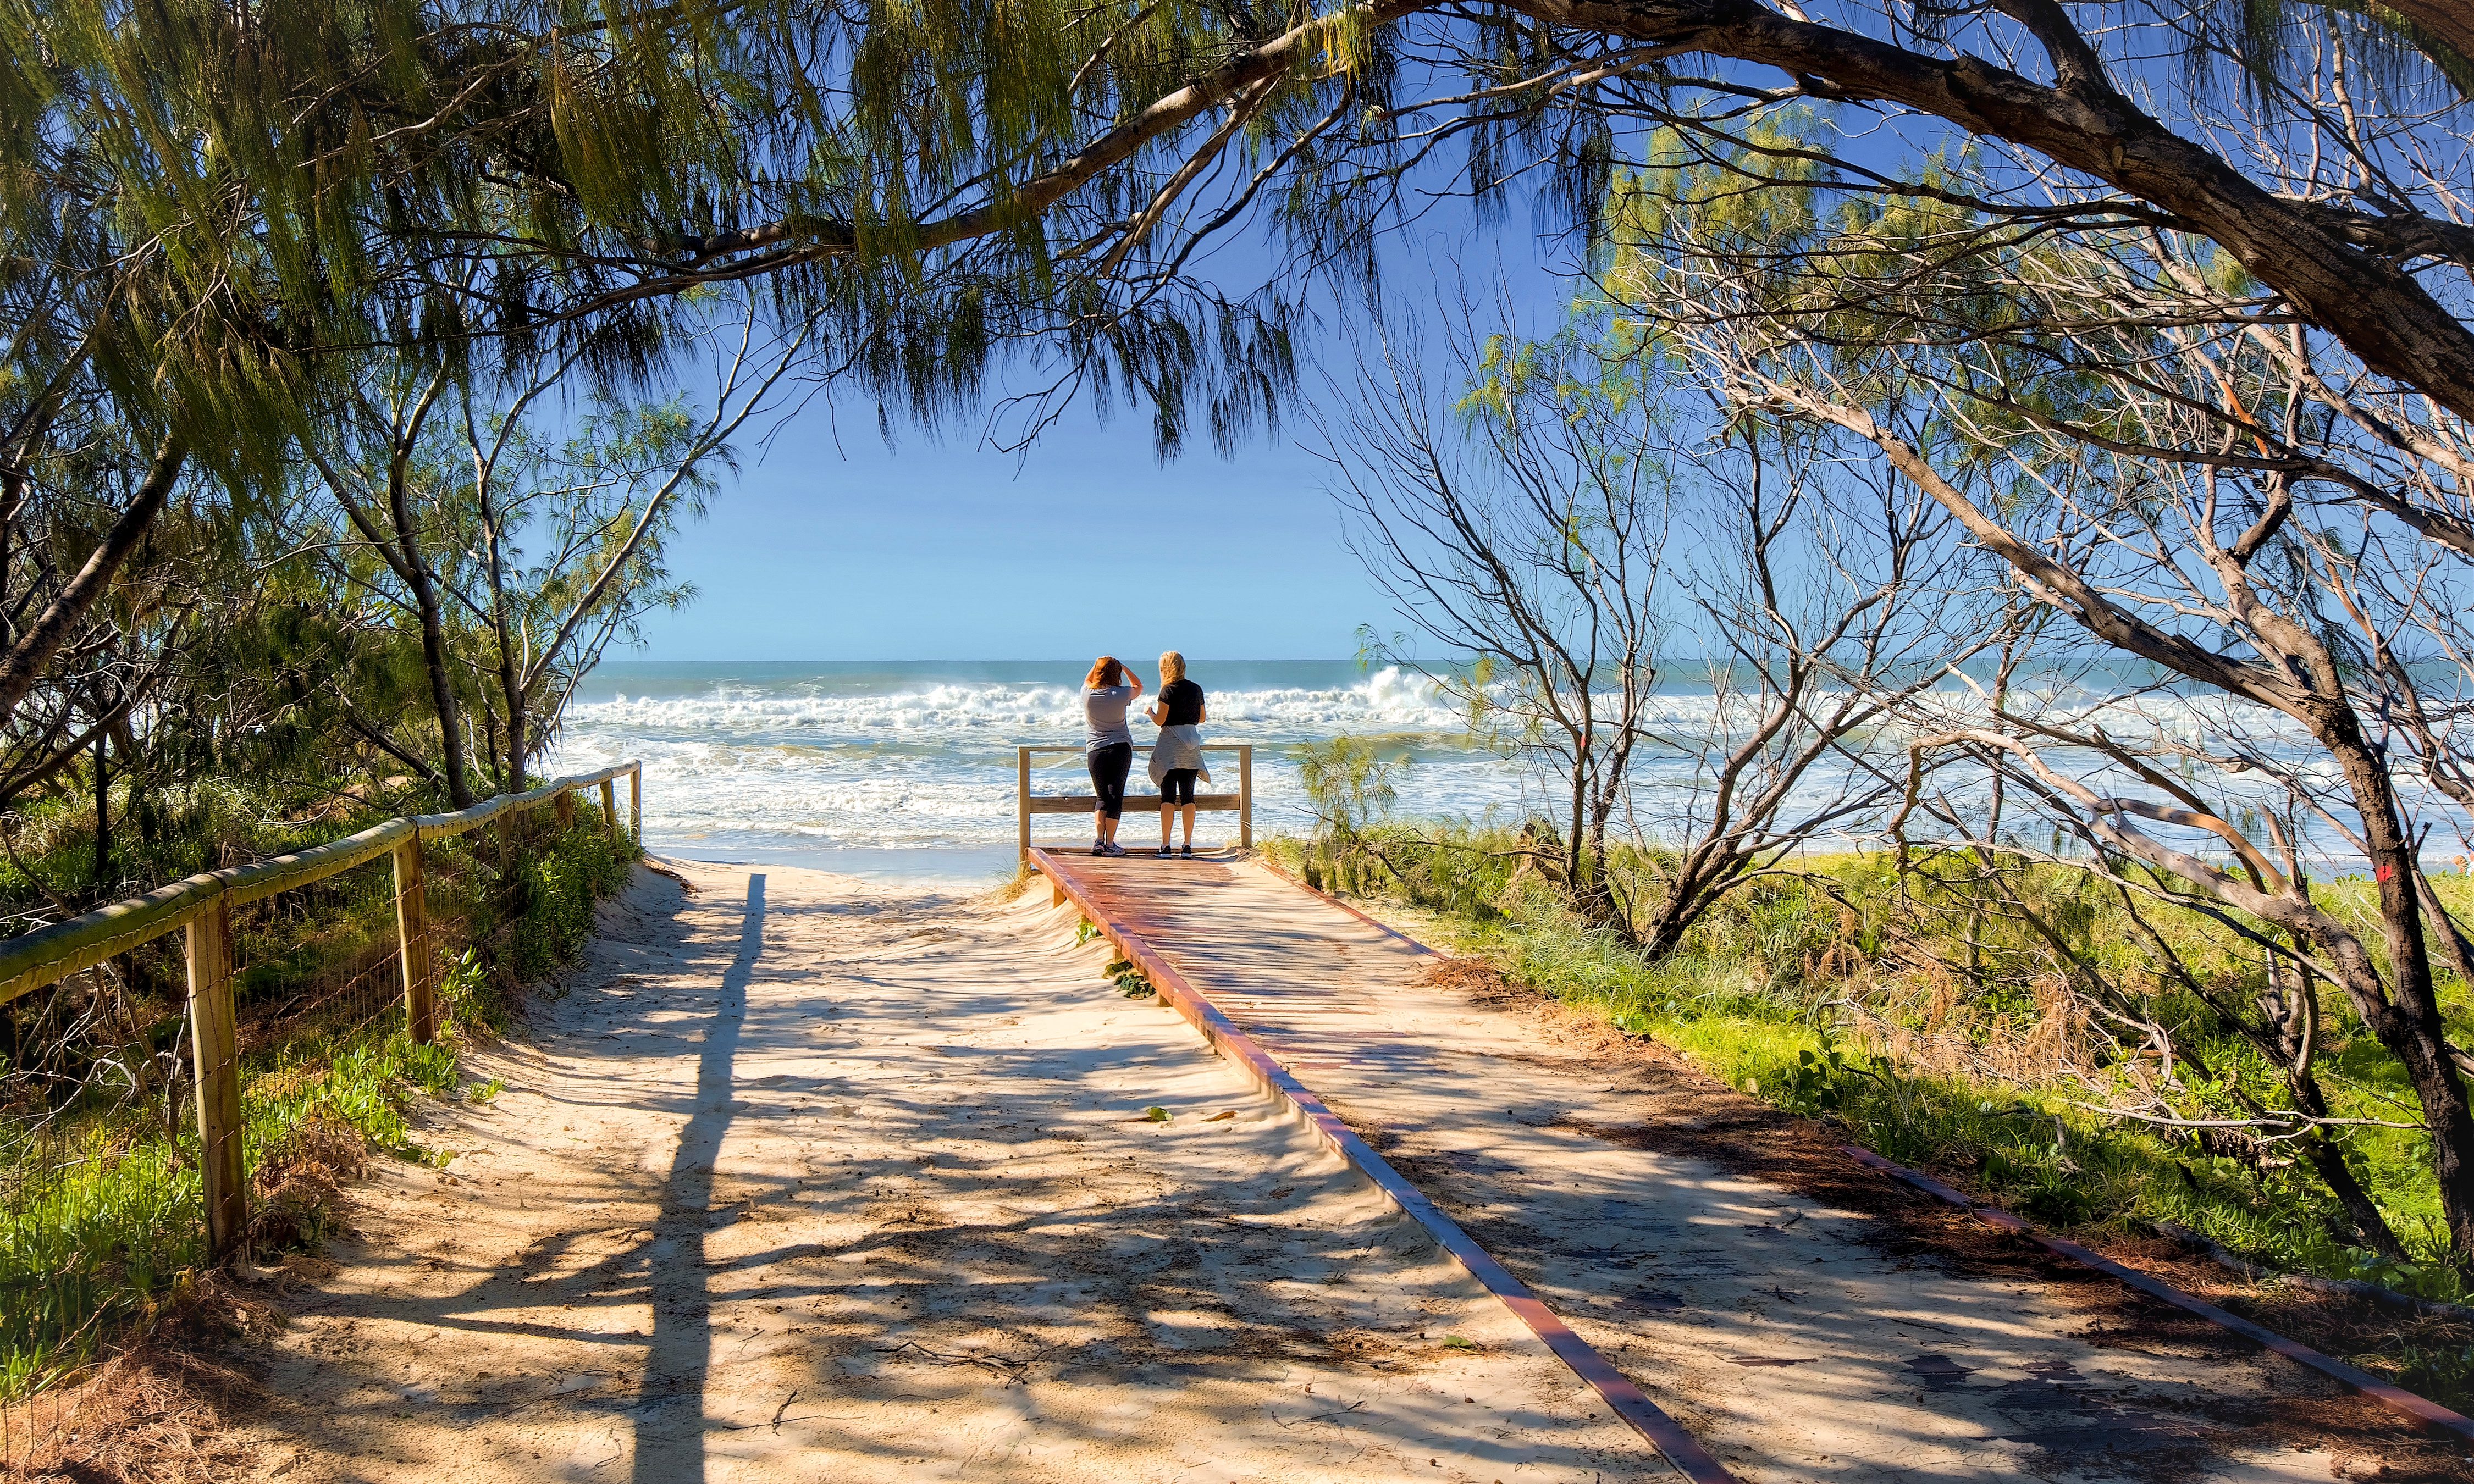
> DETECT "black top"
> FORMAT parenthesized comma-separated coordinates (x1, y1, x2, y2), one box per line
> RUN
(1158, 678, 1205, 727)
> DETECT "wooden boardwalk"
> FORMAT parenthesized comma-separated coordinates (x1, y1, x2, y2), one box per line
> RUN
(1030, 848, 2465, 1483)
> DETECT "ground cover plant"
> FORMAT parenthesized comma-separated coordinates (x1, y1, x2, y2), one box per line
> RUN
(0, 792, 636, 1403)
(1266, 815, 2474, 1404)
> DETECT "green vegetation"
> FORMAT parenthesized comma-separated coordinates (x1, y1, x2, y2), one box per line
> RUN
(0, 802, 635, 1400)
(1267, 820, 2474, 1398)
(1106, 956, 1158, 999)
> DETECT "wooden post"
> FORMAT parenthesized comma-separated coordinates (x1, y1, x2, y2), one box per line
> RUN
(496, 811, 515, 922)
(600, 778, 620, 843)
(1238, 745, 1253, 851)
(1017, 746, 1032, 867)
(555, 788, 575, 832)
(394, 834, 435, 1043)
(628, 766, 640, 843)
(184, 895, 247, 1262)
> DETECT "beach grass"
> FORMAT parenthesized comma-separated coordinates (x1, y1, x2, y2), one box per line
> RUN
(1262, 824, 2474, 1401)
(0, 808, 636, 1401)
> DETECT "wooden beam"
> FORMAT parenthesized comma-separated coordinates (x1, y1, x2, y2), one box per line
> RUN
(1028, 793, 1240, 815)
(394, 835, 435, 1044)
(1017, 746, 1032, 866)
(1238, 744, 1253, 850)
(184, 896, 247, 1262)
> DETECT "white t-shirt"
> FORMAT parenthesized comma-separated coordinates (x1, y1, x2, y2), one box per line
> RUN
(1084, 685, 1135, 752)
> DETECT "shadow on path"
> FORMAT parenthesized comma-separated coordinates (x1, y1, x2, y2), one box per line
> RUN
(630, 872, 763, 1484)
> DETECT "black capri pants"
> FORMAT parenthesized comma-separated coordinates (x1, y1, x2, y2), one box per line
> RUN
(1087, 743, 1133, 819)
(1160, 768, 1197, 805)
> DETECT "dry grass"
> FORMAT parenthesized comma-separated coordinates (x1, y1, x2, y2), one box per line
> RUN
(0, 1276, 278, 1483)
(246, 1110, 369, 1252)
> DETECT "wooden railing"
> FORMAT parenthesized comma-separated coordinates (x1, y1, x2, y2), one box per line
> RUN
(0, 762, 642, 1261)
(1015, 744, 1252, 861)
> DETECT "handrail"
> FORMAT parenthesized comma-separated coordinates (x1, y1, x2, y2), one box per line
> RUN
(1017, 743, 1253, 754)
(0, 760, 643, 1262)
(1015, 743, 1251, 861)
(0, 760, 643, 1008)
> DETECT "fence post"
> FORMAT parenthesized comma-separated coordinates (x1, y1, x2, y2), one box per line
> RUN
(184, 894, 247, 1262)
(395, 833, 435, 1043)
(1238, 744, 1253, 851)
(555, 788, 575, 832)
(1017, 746, 1032, 867)
(629, 766, 641, 843)
(600, 778, 620, 843)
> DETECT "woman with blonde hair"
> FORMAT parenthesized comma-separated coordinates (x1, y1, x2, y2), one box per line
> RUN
(1082, 655, 1142, 856)
(1145, 651, 1208, 858)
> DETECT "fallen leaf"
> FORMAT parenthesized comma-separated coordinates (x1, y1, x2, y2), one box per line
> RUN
(1203, 1110, 1236, 1123)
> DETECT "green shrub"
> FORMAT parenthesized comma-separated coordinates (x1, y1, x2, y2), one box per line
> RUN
(1268, 820, 2474, 1311)
(0, 802, 637, 1399)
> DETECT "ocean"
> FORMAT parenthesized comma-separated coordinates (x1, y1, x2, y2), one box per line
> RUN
(540, 658, 2416, 887)
(540, 660, 1532, 885)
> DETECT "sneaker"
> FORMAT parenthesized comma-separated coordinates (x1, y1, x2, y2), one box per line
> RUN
(1101, 841, 1128, 857)
(1156, 845, 1173, 857)
(1090, 839, 1107, 856)
(1180, 845, 1194, 859)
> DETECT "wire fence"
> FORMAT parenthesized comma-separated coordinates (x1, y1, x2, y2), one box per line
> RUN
(0, 766, 640, 1456)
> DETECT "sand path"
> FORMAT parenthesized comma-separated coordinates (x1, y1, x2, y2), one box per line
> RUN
(1039, 851, 2444, 1483)
(236, 860, 1652, 1482)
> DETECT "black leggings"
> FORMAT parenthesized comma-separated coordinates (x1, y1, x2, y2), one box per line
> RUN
(1088, 743, 1133, 820)
(1160, 768, 1197, 805)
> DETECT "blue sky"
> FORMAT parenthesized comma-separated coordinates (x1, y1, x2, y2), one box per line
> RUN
(626, 202, 1578, 662)
(632, 391, 1375, 661)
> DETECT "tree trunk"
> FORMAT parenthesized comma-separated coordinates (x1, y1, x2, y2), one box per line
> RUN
(2319, 723, 2474, 1258)
(1637, 841, 1744, 961)
(91, 726, 108, 891)
(475, 441, 527, 794)
(2294, 1117, 2406, 1259)
(0, 434, 184, 729)
(384, 470, 473, 810)
(500, 655, 526, 794)
(1639, 891, 1696, 961)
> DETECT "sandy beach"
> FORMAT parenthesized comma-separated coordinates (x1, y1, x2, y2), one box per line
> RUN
(231, 860, 1651, 1481)
(190, 851, 2465, 1483)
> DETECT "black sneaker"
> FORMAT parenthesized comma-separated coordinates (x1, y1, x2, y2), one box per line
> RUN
(1180, 845, 1194, 859)
(1156, 845, 1173, 857)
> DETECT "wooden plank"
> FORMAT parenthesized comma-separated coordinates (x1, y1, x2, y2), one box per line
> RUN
(600, 778, 620, 842)
(1238, 744, 1253, 849)
(1017, 746, 1032, 865)
(555, 788, 575, 832)
(1028, 794, 1240, 815)
(1026, 850, 1739, 1483)
(394, 835, 435, 1044)
(629, 766, 641, 841)
(0, 873, 220, 1009)
(0, 763, 642, 1007)
(224, 818, 415, 907)
(185, 896, 247, 1262)
(1018, 744, 1252, 756)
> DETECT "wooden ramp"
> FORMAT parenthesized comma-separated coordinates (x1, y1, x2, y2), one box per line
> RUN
(1030, 846, 1736, 1483)
(1029, 848, 2462, 1484)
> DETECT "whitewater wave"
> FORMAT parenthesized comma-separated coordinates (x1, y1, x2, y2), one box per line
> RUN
(563, 665, 1471, 741)
(538, 659, 2392, 871)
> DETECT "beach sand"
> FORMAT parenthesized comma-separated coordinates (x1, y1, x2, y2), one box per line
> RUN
(232, 859, 1654, 1481)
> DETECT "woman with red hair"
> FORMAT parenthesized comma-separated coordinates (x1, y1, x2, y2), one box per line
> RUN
(1081, 655, 1142, 856)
